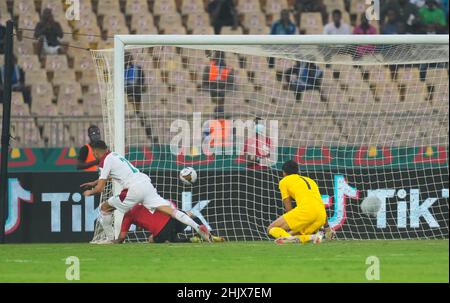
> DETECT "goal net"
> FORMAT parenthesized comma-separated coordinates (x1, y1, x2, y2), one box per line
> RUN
(90, 35, 449, 242)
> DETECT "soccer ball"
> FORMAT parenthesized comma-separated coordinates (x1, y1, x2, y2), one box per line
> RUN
(179, 167, 197, 185)
(360, 195, 382, 217)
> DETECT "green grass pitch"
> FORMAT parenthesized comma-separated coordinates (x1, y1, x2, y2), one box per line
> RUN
(0, 240, 448, 282)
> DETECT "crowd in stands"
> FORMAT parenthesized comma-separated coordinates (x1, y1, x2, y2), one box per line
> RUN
(0, 0, 448, 147)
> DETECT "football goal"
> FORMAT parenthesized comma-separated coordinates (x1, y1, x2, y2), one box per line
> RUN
(91, 35, 449, 242)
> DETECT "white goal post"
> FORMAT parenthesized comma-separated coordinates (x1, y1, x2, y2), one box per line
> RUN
(91, 34, 449, 242)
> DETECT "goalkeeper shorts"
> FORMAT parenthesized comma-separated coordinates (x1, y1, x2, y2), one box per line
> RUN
(107, 179, 171, 213)
(283, 205, 327, 235)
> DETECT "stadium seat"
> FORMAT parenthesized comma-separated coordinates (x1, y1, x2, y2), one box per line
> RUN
(58, 83, 83, 102)
(17, 12, 40, 31)
(41, 0, 65, 15)
(191, 26, 215, 34)
(131, 12, 156, 32)
(153, 0, 177, 16)
(264, 0, 288, 16)
(248, 26, 270, 34)
(14, 39, 35, 56)
(299, 13, 323, 34)
(26, 69, 49, 85)
(125, 0, 150, 16)
(158, 13, 183, 30)
(52, 70, 77, 86)
(45, 55, 69, 71)
(18, 55, 42, 71)
(323, 0, 346, 14)
(13, 0, 36, 17)
(103, 13, 129, 35)
(181, 0, 206, 15)
(237, 0, 261, 14)
(97, 0, 121, 16)
(162, 25, 187, 35)
(220, 26, 244, 35)
(241, 12, 267, 30)
(186, 13, 210, 31)
(72, 12, 98, 30)
(350, 0, 367, 15)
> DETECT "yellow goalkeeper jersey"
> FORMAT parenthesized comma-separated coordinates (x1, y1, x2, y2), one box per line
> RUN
(279, 174, 324, 209)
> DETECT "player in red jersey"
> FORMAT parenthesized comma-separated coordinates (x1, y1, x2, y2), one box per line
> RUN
(113, 203, 224, 244)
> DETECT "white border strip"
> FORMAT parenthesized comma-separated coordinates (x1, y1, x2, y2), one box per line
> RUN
(116, 34, 449, 46)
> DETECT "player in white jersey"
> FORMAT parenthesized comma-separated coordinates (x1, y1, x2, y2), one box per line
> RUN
(80, 140, 211, 242)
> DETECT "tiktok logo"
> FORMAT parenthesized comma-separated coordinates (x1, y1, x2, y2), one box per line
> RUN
(181, 191, 211, 232)
(5, 178, 33, 235)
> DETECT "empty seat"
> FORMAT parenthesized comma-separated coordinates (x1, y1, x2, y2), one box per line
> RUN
(25, 69, 48, 85)
(14, 0, 36, 16)
(248, 26, 270, 34)
(97, 0, 121, 16)
(125, 0, 150, 15)
(158, 13, 183, 29)
(18, 55, 41, 71)
(153, 0, 177, 16)
(220, 26, 244, 34)
(52, 70, 77, 86)
(181, 0, 205, 15)
(242, 12, 266, 30)
(14, 39, 35, 55)
(191, 26, 215, 34)
(161, 24, 187, 33)
(58, 83, 83, 102)
(186, 13, 210, 31)
(350, 0, 368, 15)
(17, 12, 40, 31)
(45, 55, 68, 71)
(131, 13, 156, 32)
(103, 13, 129, 35)
(395, 67, 421, 84)
(237, 0, 261, 13)
(425, 68, 448, 85)
(300, 13, 323, 34)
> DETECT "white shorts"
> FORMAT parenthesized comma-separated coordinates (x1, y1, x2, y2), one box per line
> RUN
(107, 179, 171, 213)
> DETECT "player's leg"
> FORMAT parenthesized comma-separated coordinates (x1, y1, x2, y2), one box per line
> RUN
(291, 209, 327, 244)
(156, 205, 211, 242)
(98, 201, 116, 240)
(267, 216, 292, 239)
(142, 183, 211, 242)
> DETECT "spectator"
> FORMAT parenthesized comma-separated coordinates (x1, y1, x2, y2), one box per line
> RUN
(270, 9, 297, 35)
(124, 52, 145, 111)
(323, 10, 352, 35)
(34, 8, 64, 58)
(381, 9, 402, 34)
(284, 59, 323, 101)
(268, 9, 296, 67)
(419, 0, 448, 33)
(207, 0, 238, 34)
(203, 51, 234, 105)
(353, 14, 377, 59)
(294, 0, 327, 27)
(381, 0, 421, 33)
(76, 125, 101, 171)
(0, 56, 32, 105)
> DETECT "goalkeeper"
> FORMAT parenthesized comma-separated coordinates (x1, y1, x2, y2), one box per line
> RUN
(268, 160, 332, 244)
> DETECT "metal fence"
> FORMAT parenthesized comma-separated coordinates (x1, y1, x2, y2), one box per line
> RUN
(3, 116, 104, 148)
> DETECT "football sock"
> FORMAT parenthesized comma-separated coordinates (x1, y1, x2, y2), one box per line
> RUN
(172, 209, 200, 232)
(268, 227, 290, 239)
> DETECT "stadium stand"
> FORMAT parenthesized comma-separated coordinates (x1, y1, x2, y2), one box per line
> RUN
(0, 0, 448, 148)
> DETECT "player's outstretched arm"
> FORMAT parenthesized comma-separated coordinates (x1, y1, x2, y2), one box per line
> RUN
(83, 179, 107, 196)
(80, 179, 99, 189)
